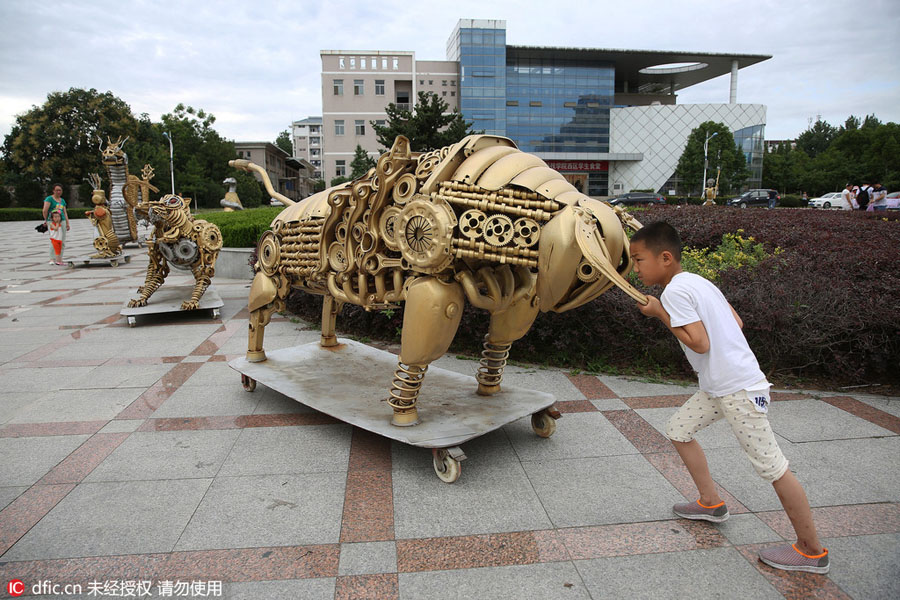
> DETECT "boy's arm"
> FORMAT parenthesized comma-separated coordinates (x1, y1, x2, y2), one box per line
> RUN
(638, 296, 710, 354)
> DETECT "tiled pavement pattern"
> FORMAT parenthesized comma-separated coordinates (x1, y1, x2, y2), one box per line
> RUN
(0, 220, 898, 599)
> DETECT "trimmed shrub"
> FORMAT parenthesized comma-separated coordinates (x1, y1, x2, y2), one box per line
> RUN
(779, 194, 805, 207)
(200, 206, 284, 247)
(0, 207, 89, 221)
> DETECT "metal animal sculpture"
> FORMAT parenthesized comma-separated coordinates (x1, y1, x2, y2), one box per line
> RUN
(233, 135, 647, 427)
(127, 194, 223, 310)
(99, 136, 159, 244)
(220, 177, 243, 211)
(83, 173, 122, 258)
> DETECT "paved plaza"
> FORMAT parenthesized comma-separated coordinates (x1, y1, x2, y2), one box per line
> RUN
(0, 219, 898, 599)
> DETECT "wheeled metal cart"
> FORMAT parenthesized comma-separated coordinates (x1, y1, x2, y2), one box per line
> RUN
(120, 286, 223, 327)
(229, 339, 560, 483)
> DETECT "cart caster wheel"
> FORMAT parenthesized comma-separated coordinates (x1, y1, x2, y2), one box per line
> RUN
(241, 374, 257, 392)
(211, 308, 220, 320)
(127, 316, 136, 327)
(432, 448, 461, 483)
(531, 409, 557, 438)
(110, 260, 119, 267)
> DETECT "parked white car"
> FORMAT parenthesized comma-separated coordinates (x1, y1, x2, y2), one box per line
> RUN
(808, 192, 843, 209)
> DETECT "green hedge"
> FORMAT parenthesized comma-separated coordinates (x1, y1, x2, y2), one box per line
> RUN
(779, 194, 806, 207)
(0, 207, 90, 221)
(200, 206, 285, 247)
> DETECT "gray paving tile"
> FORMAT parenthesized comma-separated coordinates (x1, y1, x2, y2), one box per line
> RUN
(151, 384, 260, 418)
(0, 486, 27, 510)
(575, 547, 781, 600)
(218, 425, 352, 476)
(66, 364, 172, 389)
(393, 433, 553, 539)
(0, 392, 49, 424)
(769, 399, 896, 442)
(249, 386, 316, 414)
(523, 454, 685, 527)
(637, 406, 741, 449)
(8, 387, 144, 423)
(0, 435, 90, 486)
(174, 473, 346, 550)
(225, 579, 334, 600)
(2, 366, 97, 392)
(2, 479, 212, 561)
(718, 513, 785, 546)
(399, 562, 591, 600)
(505, 411, 639, 461)
(85, 430, 241, 482)
(180, 362, 238, 387)
(823, 533, 900, 600)
(708, 436, 900, 511)
(497, 366, 587, 402)
(598, 374, 694, 398)
(338, 541, 397, 576)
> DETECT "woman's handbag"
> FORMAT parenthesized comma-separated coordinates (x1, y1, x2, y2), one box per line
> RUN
(35, 222, 48, 233)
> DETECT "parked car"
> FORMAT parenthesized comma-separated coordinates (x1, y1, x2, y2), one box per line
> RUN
(808, 192, 843, 209)
(727, 189, 779, 208)
(608, 192, 666, 206)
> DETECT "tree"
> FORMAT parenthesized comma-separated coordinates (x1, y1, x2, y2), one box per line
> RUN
(1, 88, 138, 201)
(372, 91, 477, 151)
(234, 171, 263, 208)
(350, 144, 376, 179)
(795, 118, 837, 159)
(275, 129, 292, 155)
(674, 121, 751, 196)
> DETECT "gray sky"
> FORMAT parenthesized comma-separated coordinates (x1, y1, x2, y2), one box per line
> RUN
(1, 0, 898, 146)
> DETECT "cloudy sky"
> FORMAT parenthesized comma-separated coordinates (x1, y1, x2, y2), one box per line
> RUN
(1, 0, 898, 145)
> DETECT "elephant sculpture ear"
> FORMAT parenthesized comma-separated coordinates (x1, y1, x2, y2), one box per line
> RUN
(573, 207, 648, 306)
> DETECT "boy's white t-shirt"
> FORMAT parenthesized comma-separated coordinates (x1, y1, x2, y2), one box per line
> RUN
(660, 271, 766, 397)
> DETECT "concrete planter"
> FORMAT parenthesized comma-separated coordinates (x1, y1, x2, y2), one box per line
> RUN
(216, 247, 255, 280)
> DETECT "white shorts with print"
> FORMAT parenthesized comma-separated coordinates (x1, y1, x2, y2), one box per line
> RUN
(663, 386, 789, 483)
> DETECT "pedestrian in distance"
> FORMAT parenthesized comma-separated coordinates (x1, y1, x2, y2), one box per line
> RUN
(48, 210, 65, 265)
(630, 221, 829, 574)
(767, 189, 778, 209)
(856, 183, 872, 211)
(870, 182, 887, 211)
(42, 183, 70, 261)
(840, 183, 855, 211)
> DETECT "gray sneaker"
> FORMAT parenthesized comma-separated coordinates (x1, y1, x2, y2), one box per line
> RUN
(673, 500, 729, 522)
(759, 543, 830, 574)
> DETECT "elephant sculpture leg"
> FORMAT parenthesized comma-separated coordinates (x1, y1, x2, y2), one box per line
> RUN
(128, 240, 169, 307)
(320, 295, 343, 348)
(476, 289, 541, 396)
(389, 277, 464, 427)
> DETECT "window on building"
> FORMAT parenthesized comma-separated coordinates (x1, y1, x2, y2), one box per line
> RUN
(382, 57, 388, 69)
(530, 101, 542, 107)
(564, 102, 577, 108)
(310, 126, 319, 133)
(339, 57, 345, 69)
(450, 80, 456, 86)
(349, 57, 356, 69)
(442, 91, 447, 96)
(333, 79, 343, 95)
(450, 91, 455, 97)
(375, 120, 386, 127)
(355, 120, 365, 135)
(354, 79, 364, 95)
(428, 80, 433, 85)
(375, 80, 385, 95)
(442, 80, 447, 86)
(310, 148, 320, 156)
(419, 79, 424, 85)
(506, 100, 518, 106)
(392, 57, 398, 70)
(310, 136, 320, 145)
(335, 120, 344, 135)
(360, 57, 366, 69)
(336, 160, 346, 176)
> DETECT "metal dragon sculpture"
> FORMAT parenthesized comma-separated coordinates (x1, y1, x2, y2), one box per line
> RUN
(127, 194, 223, 310)
(233, 134, 647, 427)
(98, 136, 158, 245)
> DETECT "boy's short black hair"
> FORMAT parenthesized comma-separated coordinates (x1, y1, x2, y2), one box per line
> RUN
(630, 221, 682, 262)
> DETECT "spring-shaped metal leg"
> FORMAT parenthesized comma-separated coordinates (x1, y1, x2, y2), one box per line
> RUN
(389, 362, 426, 426)
(476, 334, 511, 396)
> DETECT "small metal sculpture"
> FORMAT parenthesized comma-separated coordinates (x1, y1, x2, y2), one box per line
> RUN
(128, 194, 223, 310)
(220, 177, 243, 211)
(233, 135, 646, 427)
(83, 173, 123, 258)
(99, 136, 159, 244)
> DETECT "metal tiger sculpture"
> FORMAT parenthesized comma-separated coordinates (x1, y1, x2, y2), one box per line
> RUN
(99, 136, 159, 245)
(233, 134, 647, 427)
(127, 194, 223, 310)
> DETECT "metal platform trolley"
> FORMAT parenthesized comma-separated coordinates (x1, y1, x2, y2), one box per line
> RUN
(229, 339, 560, 483)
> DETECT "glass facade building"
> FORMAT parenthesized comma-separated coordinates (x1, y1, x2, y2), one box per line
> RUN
(733, 124, 765, 187)
(450, 21, 507, 136)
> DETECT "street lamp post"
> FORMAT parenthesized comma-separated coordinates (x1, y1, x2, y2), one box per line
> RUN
(162, 132, 175, 195)
(701, 131, 718, 198)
